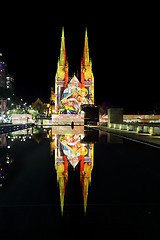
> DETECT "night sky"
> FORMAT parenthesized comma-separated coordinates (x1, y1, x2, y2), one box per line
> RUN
(0, 4, 159, 113)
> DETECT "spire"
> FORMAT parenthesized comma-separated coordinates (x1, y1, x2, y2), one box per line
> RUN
(50, 87, 55, 103)
(82, 28, 90, 65)
(59, 27, 66, 66)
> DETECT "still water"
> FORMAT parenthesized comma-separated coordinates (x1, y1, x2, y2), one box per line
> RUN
(0, 126, 160, 239)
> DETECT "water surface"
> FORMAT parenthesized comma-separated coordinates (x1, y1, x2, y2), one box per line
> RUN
(0, 127, 160, 239)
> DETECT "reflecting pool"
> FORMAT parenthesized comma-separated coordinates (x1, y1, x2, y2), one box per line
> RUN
(0, 126, 160, 239)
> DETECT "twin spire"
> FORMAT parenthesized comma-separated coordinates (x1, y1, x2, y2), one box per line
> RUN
(55, 26, 94, 110)
(82, 28, 90, 66)
(59, 27, 90, 70)
(59, 27, 66, 66)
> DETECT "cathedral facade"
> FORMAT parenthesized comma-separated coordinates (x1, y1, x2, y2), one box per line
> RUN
(55, 28, 94, 115)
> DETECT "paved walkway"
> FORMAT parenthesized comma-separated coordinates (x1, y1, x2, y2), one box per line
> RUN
(87, 125, 160, 148)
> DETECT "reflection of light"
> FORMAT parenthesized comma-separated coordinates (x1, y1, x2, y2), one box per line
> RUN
(6, 153, 14, 164)
(55, 132, 94, 214)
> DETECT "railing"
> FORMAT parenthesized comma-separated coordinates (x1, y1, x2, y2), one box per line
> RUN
(35, 115, 52, 120)
(0, 123, 35, 134)
(108, 122, 160, 136)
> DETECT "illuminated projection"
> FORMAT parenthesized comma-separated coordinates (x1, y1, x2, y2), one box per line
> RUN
(58, 76, 90, 114)
(55, 28, 94, 115)
(54, 132, 94, 214)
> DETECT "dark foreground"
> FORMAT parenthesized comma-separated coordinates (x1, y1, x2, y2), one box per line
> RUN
(0, 127, 160, 239)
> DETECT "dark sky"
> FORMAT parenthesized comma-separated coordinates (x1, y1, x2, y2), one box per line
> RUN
(0, 4, 159, 113)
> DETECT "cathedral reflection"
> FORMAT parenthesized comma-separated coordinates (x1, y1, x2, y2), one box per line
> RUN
(0, 127, 97, 214)
(52, 127, 95, 214)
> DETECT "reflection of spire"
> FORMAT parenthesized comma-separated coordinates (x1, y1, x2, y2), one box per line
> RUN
(55, 134, 68, 215)
(56, 163, 66, 215)
(59, 177, 65, 215)
(80, 144, 94, 214)
(81, 163, 92, 215)
(55, 133, 94, 215)
(83, 178, 89, 214)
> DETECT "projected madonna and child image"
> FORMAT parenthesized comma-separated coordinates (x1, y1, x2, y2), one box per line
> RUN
(57, 76, 90, 114)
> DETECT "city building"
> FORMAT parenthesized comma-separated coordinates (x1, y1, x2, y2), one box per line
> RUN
(32, 87, 55, 116)
(6, 74, 14, 90)
(32, 98, 47, 114)
(0, 53, 14, 91)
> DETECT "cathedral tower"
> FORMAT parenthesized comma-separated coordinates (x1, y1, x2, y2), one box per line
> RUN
(55, 27, 69, 112)
(55, 27, 94, 114)
(81, 28, 94, 104)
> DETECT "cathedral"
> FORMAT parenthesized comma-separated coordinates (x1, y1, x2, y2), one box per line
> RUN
(55, 28, 94, 115)
(53, 28, 95, 214)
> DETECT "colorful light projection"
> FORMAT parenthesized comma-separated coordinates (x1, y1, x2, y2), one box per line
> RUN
(55, 133, 94, 214)
(57, 76, 92, 114)
(55, 28, 94, 114)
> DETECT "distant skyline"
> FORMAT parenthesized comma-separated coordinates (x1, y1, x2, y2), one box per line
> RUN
(0, 7, 159, 113)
